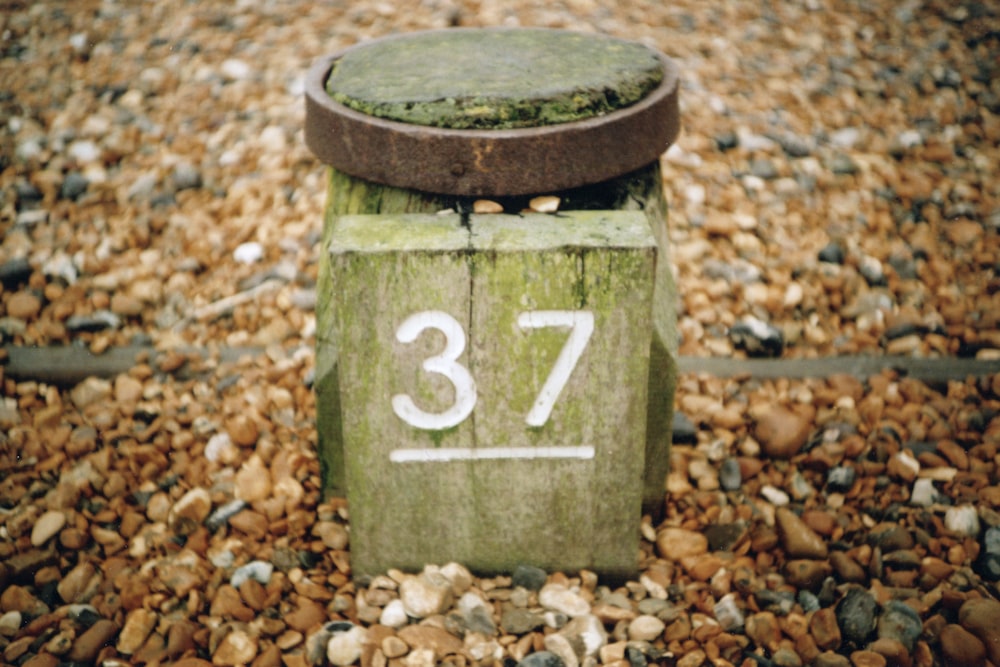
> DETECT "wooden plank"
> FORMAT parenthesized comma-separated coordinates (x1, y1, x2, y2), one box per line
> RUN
(328, 211, 656, 577)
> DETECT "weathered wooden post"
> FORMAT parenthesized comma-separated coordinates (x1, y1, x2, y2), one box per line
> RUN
(305, 28, 680, 578)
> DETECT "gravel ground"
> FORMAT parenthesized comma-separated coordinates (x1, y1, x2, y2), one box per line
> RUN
(1, 1, 999, 667)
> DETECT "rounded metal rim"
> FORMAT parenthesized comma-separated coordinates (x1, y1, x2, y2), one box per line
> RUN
(305, 28, 681, 196)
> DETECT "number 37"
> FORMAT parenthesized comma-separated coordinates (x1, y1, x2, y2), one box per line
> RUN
(392, 310, 594, 431)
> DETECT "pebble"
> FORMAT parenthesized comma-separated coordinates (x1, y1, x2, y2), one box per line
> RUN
(400, 570, 455, 619)
(539, 583, 591, 618)
(775, 507, 828, 559)
(518, 651, 566, 667)
(939, 624, 986, 667)
(397, 624, 463, 660)
(231, 560, 273, 588)
(233, 241, 265, 264)
(29, 510, 66, 547)
(627, 615, 665, 641)
(730, 316, 784, 357)
(753, 404, 812, 458)
(326, 624, 367, 666)
(117, 608, 157, 655)
(380, 599, 408, 628)
(213, 629, 257, 666)
(958, 598, 1000, 664)
(512, 564, 549, 591)
(836, 588, 877, 646)
(656, 527, 708, 561)
(718, 458, 742, 490)
(909, 478, 939, 506)
(6, 291, 41, 320)
(876, 600, 921, 653)
(943, 505, 980, 536)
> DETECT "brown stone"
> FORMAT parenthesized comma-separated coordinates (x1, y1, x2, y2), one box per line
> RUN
(229, 509, 269, 539)
(227, 414, 259, 446)
(957, 598, 1000, 664)
(784, 559, 832, 589)
(850, 649, 887, 667)
(397, 625, 463, 659)
(57, 561, 100, 604)
(117, 608, 158, 655)
(745, 612, 781, 653)
(939, 624, 986, 667)
(68, 619, 120, 662)
(753, 404, 812, 459)
(7, 291, 42, 319)
(213, 629, 258, 666)
(829, 551, 866, 583)
(284, 599, 328, 633)
(21, 654, 59, 667)
(656, 527, 708, 561)
(211, 585, 255, 622)
(809, 608, 841, 651)
(775, 507, 828, 559)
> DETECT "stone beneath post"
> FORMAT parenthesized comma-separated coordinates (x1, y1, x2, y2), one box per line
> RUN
(326, 211, 656, 577)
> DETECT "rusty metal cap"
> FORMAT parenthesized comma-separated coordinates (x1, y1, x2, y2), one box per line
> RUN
(305, 28, 680, 197)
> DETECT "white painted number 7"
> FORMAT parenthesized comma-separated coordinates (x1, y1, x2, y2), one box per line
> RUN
(391, 310, 594, 430)
(517, 310, 594, 427)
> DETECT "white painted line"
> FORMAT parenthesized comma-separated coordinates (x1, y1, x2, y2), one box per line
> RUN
(389, 446, 595, 463)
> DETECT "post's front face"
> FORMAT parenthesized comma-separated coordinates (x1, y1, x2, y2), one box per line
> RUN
(329, 211, 655, 577)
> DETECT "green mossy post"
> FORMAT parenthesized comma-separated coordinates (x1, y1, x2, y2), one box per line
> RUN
(308, 27, 681, 577)
(330, 211, 655, 577)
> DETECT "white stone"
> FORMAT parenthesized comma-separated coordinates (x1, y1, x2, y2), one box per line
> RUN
(31, 510, 66, 547)
(326, 626, 367, 666)
(0, 611, 22, 637)
(221, 58, 252, 81)
(399, 571, 454, 619)
(543, 633, 580, 667)
(944, 505, 980, 537)
(68, 139, 101, 163)
(628, 614, 666, 641)
(205, 432, 236, 462)
(713, 593, 745, 631)
(910, 478, 938, 507)
(233, 241, 264, 264)
(402, 648, 436, 667)
(438, 562, 473, 594)
(231, 560, 273, 588)
(539, 583, 591, 618)
(379, 599, 408, 628)
(760, 485, 790, 506)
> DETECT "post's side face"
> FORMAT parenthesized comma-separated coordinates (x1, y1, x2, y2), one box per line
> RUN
(330, 211, 656, 577)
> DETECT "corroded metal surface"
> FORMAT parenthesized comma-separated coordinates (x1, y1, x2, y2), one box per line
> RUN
(305, 28, 680, 196)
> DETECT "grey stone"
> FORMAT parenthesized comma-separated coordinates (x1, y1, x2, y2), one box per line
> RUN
(231, 560, 273, 588)
(836, 588, 878, 646)
(205, 499, 247, 532)
(0, 257, 32, 289)
(719, 458, 741, 491)
(730, 316, 783, 358)
(517, 651, 565, 667)
(817, 241, 846, 264)
(502, 608, 544, 635)
(60, 171, 89, 200)
(512, 564, 548, 591)
(826, 466, 856, 492)
(877, 600, 922, 652)
(171, 162, 202, 191)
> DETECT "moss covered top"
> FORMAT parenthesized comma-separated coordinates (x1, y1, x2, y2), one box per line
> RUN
(325, 29, 664, 130)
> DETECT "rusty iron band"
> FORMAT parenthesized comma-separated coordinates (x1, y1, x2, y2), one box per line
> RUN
(305, 37, 681, 197)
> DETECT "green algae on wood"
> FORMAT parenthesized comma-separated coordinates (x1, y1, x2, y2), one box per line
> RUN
(325, 29, 664, 129)
(329, 210, 656, 577)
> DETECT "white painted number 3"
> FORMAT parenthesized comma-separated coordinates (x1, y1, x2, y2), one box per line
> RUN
(391, 311, 477, 431)
(391, 310, 594, 430)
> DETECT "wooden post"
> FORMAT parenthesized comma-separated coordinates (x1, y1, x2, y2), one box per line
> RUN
(306, 27, 682, 576)
(330, 211, 655, 577)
